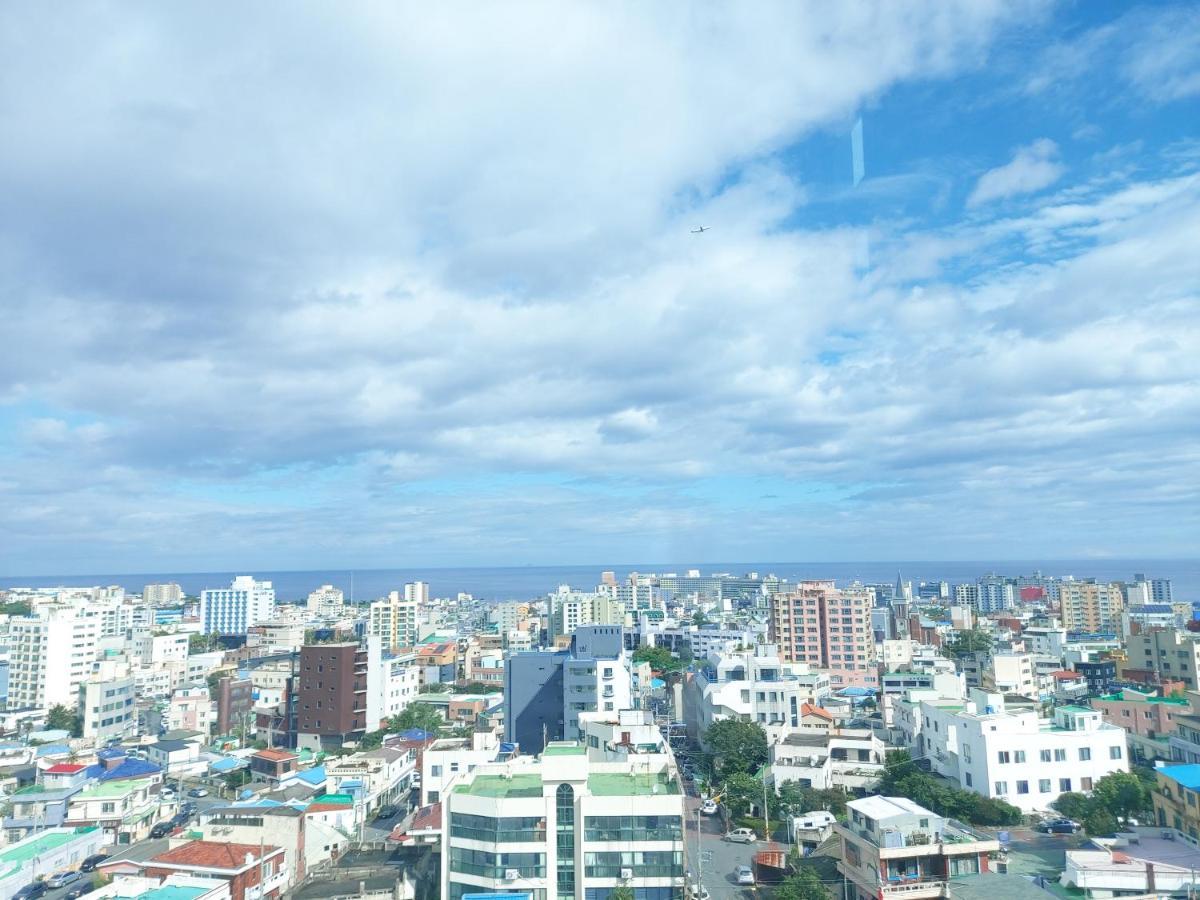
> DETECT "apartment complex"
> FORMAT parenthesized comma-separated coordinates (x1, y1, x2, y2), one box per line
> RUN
(548, 586, 625, 643)
(1125, 628, 1200, 690)
(200, 575, 276, 635)
(8, 606, 100, 708)
(769, 581, 877, 687)
(1060, 581, 1124, 633)
(296, 642, 369, 749)
(440, 745, 685, 900)
(306, 583, 345, 616)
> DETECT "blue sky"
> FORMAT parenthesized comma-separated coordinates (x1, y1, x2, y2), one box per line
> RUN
(1, 2, 1198, 575)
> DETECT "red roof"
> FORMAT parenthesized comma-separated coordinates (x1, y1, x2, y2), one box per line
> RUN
(151, 840, 281, 871)
(800, 703, 833, 721)
(44, 763, 87, 774)
(411, 801, 442, 832)
(306, 801, 353, 814)
(254, 748, 298, 761)
(1053, 670, 1084, 681)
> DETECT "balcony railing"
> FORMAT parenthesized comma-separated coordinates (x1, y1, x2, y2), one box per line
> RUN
(881, 878, 947, 895)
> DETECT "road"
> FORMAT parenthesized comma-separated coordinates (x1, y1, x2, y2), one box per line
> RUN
(684, 792, 763, 900)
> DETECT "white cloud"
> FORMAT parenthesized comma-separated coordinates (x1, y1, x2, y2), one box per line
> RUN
(967, 139, 1064, 207)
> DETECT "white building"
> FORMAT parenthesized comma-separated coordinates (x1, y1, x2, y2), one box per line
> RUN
(682, 645, 831, 744)
(901, 688, 1130, 812)
(770, 726, 889, 793)
(366, 637, 422, 729)
(306, 584, 345, 616)
(368, 591, 419, 651)
(549, 586, 625, 642)
(8, 606, 100, 709)
(199, 575, 276, 635)
(143, 582, 184, 605)
(421, 731, 506, 805)
(577, 708, 669, 761)
(131, 631, 190, 666)
(440, 744, 685, 900)
(79, 675, 137, 740)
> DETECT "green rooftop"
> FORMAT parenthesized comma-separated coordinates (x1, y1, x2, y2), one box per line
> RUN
(1058, 705, 1094, 714)
(74, 779, 145, 799)
(1098, 691, 1189, 705)
(122, 887, 212, 900)
(588, 772, 680, 797)
(456, 773, 544, 798)
(0, 826, 98, 865)
(543, 742, 585, 756)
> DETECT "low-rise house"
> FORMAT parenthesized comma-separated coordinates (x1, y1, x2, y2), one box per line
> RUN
(1093, 687, 1186, 762)
(144, 840, 288, 900)
(198, 803, 307, 888)
(65, 777, 159, 844)
(792, 809, 836, 856)
(148, 738, 201, 774)
(1062, 828, 1200, 896)
(2, 783, 79, 841)
(250, 748, 300, 785)
(326, 746, 415, 816)
(836, 795, 1000, 900)
(577, 708, 667, 761)
(770, 726, 888, 793)
(1152, 763, 1200, 842)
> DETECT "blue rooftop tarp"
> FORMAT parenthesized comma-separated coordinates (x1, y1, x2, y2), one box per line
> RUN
(1160, 764, 1200, 790)
(398, 728, 434, 742)
(209, 757, 244, 773)
(86, 757, 162, 781)
(35, 743, 71, 757)
(297, 766, 326, 786)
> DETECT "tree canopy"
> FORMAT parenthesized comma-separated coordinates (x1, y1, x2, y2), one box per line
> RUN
(632, 645, 686, 673)
(388, 702, 444, 735)
(879, 750, 1021, 827)
(46, 704, 82, 737)
(942, 629, 993, 659)
(703, 719, 768, 779)
(722, 772, 765, 819)
(775, 869, 830, 900)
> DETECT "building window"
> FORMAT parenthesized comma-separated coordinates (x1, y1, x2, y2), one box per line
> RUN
(1079, 748, 1091, 761)
(1110, 746, 1123, 759)
(1040, 749, 1051, 762)
(1039, 779, 1052, 793)
(965, 773, 972, 787)
(1060, 778, 1072, 792)
(1014, 750, 1026, 763)
(1081, 777, 1093, 790)
(997, 751, 1010, 764)
(1017, 781, 1029, 794)
(1054, 749, 1067, 761)
(994, 781, 1006, 795)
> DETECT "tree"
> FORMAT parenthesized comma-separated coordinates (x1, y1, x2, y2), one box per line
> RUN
(0, 600, 32, 616)
(389, 703, 444, 735)
(942, 629, 993, 659)
(775, 869, 829, 900)
(1083, 807, 1118, 837)
(358, 730, 385, 751)
(632, 646, 682, 673)
(608, 887, 635, 900)
(1091, 771, 1151, 825)
(224, 769, 252, 793)
(722, 772, 764, 819)
(1052, 792, 1090, 821)
(692, 611, 707, 626)
(420, 682, 453, 693)
(777, 780, 847, 819)
(189, 633, 218, 653)
(46, 704, 79, 735)
(704, 720, 768, 779)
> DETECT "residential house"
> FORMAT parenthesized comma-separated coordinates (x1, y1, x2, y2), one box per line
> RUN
(770, 727, 889, 794)
(1093, 688, 1186, 762)
(144, 840, 288, 900)
(65, 777, 159, 844)
(198, 803, 307, 888)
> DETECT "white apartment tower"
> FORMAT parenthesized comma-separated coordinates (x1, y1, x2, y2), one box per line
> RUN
(368, 590, 419, 650)
(200, 575, 276, 635)
(142, 582, 184, 604)
(306, 584, 345, 616)
(8, 607, 100, 709)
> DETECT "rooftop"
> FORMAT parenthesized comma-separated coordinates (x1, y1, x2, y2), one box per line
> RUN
(75, 778, 146, 799)
(1160, 764, 1200, 790)
(588, 772, 679, 797)
(1097, 691, 1189, 705)
(455, 773, 544, 798)
(543, 742, 586, 757)
(0, 827, 99, 865)
(152, 840, 280, 870)
(121, 888, 212, 900)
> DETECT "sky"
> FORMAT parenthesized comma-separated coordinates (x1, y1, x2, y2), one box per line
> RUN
(1, 2, 1198, 576)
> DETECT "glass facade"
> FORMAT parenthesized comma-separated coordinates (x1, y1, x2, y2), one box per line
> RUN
(556, 783, 576, 900)
(583, 850, 682, 878)
(450, 812, 548, 843)
(449, 847, 546, 878)
(583, 815, 683, 842)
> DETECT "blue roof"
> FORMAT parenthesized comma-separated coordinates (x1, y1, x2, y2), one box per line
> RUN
(96, 748, 125, 761)
(209, 757, 243, 773)
(399, 728, 434, 742)
(1161, 764, 1200, 790)
(838, 686, 874, 697)
(35, 743, 71, 757)
(86, 758, 162, 781)
(297, 766, 326, 785)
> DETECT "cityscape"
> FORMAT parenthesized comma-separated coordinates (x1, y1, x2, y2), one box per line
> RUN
(3, 2, 1198, 900)
(0, 567, 1198, 900)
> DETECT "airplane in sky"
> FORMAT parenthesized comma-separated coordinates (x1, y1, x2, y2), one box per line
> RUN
(691, 226, 710, 233)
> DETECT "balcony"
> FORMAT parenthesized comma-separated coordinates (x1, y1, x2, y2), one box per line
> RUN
(880, 876, 948, 897)
(247, 865, 290, 899)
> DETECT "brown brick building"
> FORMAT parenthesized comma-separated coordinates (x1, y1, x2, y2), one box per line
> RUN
(297, 642, 369, 747)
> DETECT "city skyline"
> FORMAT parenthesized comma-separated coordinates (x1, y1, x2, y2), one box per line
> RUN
(3, 3, 1198, 573)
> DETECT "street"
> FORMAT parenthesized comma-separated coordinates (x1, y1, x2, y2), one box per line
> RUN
(684, 792, 763, 900)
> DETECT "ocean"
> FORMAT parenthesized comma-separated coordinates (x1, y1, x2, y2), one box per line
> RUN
(4, 559, 1198, 603)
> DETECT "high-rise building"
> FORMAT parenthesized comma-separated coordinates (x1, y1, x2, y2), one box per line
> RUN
(548, 587, 624, 643)
(8, 607, 100, 709)
(306, 584, 345, 616)
(1135, 574, 1175, 604)
(504, 625, 631, 752)
(954, 583, 980, 608)
(440, 746, 685, 900)
(1125, 628, 1200, 691)
(78, 675, 137, 740)
(199, 575, 276, 635)
(976, 575, 1015, 613)
(1060, 581, 1125, 633)
(769, 581, 877, 687)
(368, 591, 419, 650)
(143, 583, 184, 605)
(295, 642, 369, 749)
(404, 581, 430, 604)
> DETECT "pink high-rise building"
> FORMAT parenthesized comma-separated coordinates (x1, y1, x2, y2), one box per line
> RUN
(770, 581, 877, 688)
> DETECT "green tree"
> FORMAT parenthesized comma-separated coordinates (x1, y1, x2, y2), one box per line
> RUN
(704, 720, 768, 779)
(692, 611, 707, 626)
(224, 769, 252, 793)
(722, 772, 765, 819)
(1091, 771, 1151, 825)
(942, 629, 993, 659)
(1083, 806, 1118, 836)
(189, 633, 217, 653)
(777, 781, 847, 819)
(389, 702, 444, 735)
(0, 600, 32, 616)
(46, 704, 79, 734)
(419, 682, 454, 694)
(775, 869, 829, 900)
(608, 887, 635, 900)
(1052, 792, 1090, 821)
(632, 646, 682, 673)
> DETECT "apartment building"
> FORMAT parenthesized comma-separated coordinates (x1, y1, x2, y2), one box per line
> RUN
(306, 584, 345, 616)
(368, 591, 419, 651)
(1125, 628, 1200, 690)
(440, 745, 684, 900)
(577, 709, 668, 762)
(769, 581, 877, 688)
(901, 689, 1130, 812)
(365, 639, 422, 729)
(200, 575, 276, 635)
(8, 606, 100, 708)
(681, 644, 831, 745)
(79, 675, 137, 740)
(1153, 765, 1200, 844)
(836, 796, 999, 900)
(1092, 687, 1186, 762)
(65, 778, 158, 844)
(296, 642, 369, 749)
(143, 582, 184, 604)
(549, 586, 625, 643)
(770, 726, 888, 793)
(1060, 581, 1124, 633)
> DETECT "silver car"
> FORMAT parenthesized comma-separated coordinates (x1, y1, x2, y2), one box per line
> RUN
(735, 865, 755, 885)
(726, 827, 757, 843)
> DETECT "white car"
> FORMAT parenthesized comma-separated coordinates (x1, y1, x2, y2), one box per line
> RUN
(687, 883, 710, 900)
(160, 788, 176, 800)
(701, 799, 718, 815)
(735, 865, 755, 885)
(726, 828, 757, 843)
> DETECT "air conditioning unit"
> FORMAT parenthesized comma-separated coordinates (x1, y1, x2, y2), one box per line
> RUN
(505, 869, 521, 880)
(620, 868, 634, 881)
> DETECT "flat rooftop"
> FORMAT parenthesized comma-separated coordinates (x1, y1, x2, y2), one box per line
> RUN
(588, 772, 679, 797)
(543, 742, 586, 757)
(455, 773, 543, 798)
(0, 826, 98, 865)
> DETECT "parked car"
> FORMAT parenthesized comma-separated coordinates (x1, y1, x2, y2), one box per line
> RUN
(80, 853, 110, 872)
(64, 886, 92, 900)
(181, 802, 198, 814)
(13, 882, 47, 899)
(735, 866, 756, 885)
(687, 883, 710, 900)
(375, 804, 400, 819)
(150, 821, 174, 838)
(160, 788, 176, 800)
(171, 812, 191, 827)
(187, 787, 209, 798)
(726, 828, 757, 843)
(46, 871, 82, 888)
(700, 799, 719, 815)
(1036, 818, 1081, 834)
